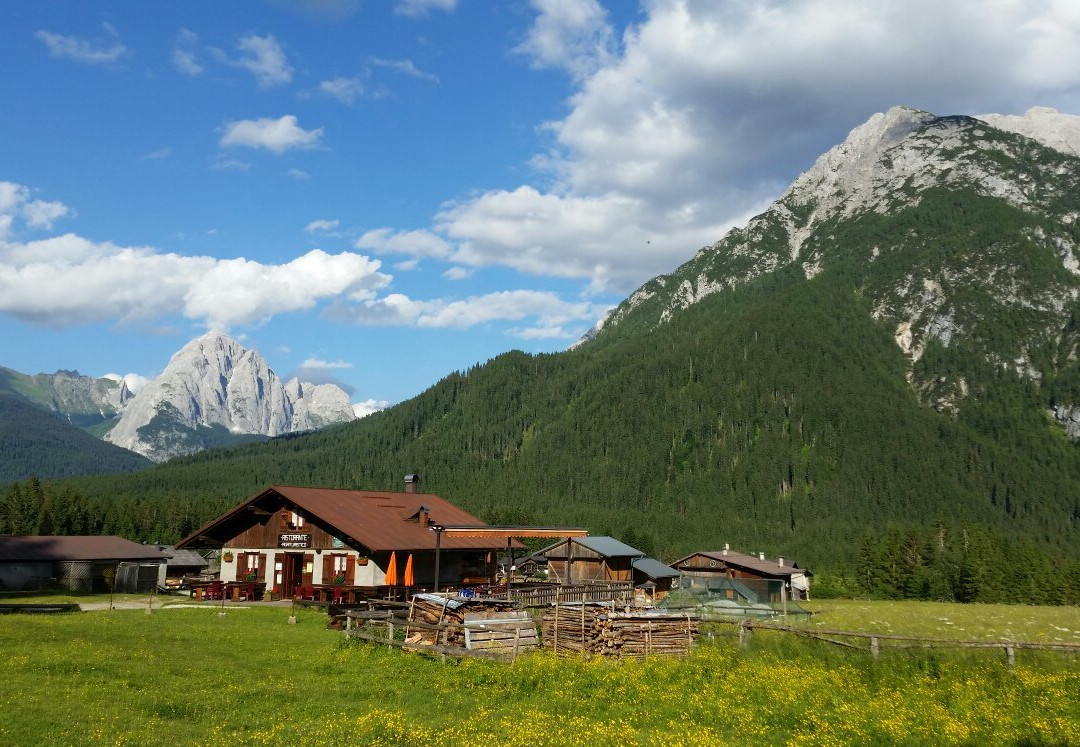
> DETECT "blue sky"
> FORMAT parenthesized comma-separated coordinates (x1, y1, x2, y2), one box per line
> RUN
(2, 0, 1078, 412)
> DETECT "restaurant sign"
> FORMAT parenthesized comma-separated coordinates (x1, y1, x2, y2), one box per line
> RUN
(279, 533, 311, 548)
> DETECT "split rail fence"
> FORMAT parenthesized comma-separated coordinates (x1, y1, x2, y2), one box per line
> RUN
(715, 619, 1080, 668)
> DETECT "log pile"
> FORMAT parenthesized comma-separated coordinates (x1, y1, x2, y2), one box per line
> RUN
(542, 604, 698, 658)
(407, 594, 519, 647)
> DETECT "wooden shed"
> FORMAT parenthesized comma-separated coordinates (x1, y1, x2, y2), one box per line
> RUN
(671, 545, 811, 601)
(0, 536, 171, 592)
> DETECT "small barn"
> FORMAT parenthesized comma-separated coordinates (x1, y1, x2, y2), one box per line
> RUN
(157, 546, 210, 589)
(538, 536, 678, 600)
(631, 556, 680, 602)
(671, 545, 811, 601)
(0, 536, 171, 592)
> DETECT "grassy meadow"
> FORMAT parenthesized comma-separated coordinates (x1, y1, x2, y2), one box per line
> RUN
(1, 597, 1079, 745)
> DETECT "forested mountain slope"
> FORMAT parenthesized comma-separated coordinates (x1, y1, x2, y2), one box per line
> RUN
(0, 394, 151, 482)
(8, 107, 1080, 603)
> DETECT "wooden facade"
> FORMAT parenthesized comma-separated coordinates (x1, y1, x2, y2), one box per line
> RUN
(672, 548, 811, 601)
(539, 536, 679, 602)
(177, 483, 505, 595)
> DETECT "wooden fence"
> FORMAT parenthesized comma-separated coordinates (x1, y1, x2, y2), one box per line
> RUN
(714, 619, 1080, 668)
(343, 609, 539, 663)
(475, 582, 634, 607)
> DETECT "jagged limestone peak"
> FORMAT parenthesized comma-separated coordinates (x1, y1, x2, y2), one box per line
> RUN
(104, 332, 355, 461)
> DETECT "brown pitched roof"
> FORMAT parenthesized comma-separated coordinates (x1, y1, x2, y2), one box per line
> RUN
(177, 484, 511, 552)
(0, 536, 172, 562)
(672, 549, 808, 578)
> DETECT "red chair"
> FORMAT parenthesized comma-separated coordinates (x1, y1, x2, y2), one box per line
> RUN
(205, 581, 225, 600)
(332, 586, 348, 603)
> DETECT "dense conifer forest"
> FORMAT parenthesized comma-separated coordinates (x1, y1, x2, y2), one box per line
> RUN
(4, 253, 1080, 604)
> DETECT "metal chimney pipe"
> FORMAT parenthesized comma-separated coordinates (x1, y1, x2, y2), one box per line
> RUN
(404, 473, 420, 494)
(723, 543, 729, 556)
(778, 556, 784, 567)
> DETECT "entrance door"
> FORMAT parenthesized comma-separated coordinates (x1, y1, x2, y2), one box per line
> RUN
(282, 552, 305, 595)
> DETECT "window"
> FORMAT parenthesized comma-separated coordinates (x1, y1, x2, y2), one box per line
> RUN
(332, 555, 348, 574)
(289, 511, 305, 529)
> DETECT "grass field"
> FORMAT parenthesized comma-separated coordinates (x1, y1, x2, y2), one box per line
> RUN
(1, 597, 1078, 745)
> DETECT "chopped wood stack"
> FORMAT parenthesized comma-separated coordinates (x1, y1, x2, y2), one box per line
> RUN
(542, 604, 698, 658)
(407, 594, 520, 648)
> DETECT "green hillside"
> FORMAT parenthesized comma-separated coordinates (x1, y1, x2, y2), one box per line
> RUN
(6, 112, 1080, 604)
(0, 394, 151, 483)
(10, 260, 1079, 602)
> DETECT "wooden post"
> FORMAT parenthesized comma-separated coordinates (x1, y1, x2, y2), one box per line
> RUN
(1005, 645, 1015, 669)
(781, 583, 787, 618)
(581, 601, 586, 657)
(738, 620, 750, 648)
(870, 636, 880, 658)
(553, 589, 560, 654)
(506, 537, 513, 602)
(387, 620, 395, 650)
(433, 528, 442, 593)
(567, 538, 573, 584)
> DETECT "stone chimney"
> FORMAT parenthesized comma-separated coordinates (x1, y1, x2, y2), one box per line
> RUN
(404, 473, 420, 494)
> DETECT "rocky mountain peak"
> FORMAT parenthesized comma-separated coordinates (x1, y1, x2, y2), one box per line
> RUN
(104, 332, 355, 462)
(590, 104, 1080, 434)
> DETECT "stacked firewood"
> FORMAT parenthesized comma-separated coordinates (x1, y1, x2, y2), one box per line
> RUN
(542, 604, 698, 658)
(408, 595, 519, 647)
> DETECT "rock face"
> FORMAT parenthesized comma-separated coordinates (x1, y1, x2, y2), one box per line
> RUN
(104, 333, 355, 461)
(0, 365, 130, 429)
(591, 105, 1080, 435)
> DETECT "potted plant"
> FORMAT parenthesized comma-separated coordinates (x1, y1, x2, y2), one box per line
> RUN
(244, 570, 257, 582)
(222, 551, 234, 563)
(332, 573, 346, 585)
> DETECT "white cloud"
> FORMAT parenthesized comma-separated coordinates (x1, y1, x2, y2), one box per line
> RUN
(35, 28, 126, 65)
(513, 0, 615, 80)
(231, 33, 292, 88)
(184, 250, 390, 329)
(22, 200, 69, 230)
(355, 227, 453, 259)
(0, 182, 26, 213)
(305, 219, 339, 233)
(300, 357, 352, 369)
(0, 181, 72, 238)
(394, 0, 457, 18)
(211, 154, 251, 171)
(375, 0, 1080, 296)
(103, 372, 151, 394)
(368, 57, 439, 83)
(220, 115, 323, 154)
(353, 398, 390, 417)
(326, 288, 605, 333)
(0, 185, 392, 330)
(443, 266, 473, 280)
(141, 147, 171, 161)
(287, 168, 311, 180)
(319, 76, 366, 104)
(172, 28, 203, 76)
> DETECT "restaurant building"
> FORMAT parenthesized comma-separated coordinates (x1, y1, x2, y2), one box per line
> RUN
(175, 476, 505, 595)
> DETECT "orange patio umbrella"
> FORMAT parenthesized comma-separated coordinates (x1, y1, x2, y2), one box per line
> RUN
(403, 553, 415, 587)
(385, 551, 398, 586)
